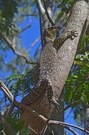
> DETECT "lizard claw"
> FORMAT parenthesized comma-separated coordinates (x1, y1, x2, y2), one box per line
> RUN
(50, 97, 60, 112)
(67, 30, 78, 40)
(70, 30, 78, 39)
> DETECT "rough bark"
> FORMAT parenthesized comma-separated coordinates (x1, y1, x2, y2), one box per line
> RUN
(20, 1, 88, 135)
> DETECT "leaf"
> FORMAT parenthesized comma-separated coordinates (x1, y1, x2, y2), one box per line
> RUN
(74, 75, 78, 78)
(6, 116, 25, 132)
(23, 127, 31, 135)
(15, 120, 25, 131)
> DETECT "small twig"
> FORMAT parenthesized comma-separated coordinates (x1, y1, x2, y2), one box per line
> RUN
(50, 100, 81, 120)
(27, 37, 41, 52)
(20, 24, 31, 33)
(28, 125, 38, 135)
(22, 13, 38, 17)
(41, 124, 48, 135)
(64, 126, 78, 135)
(0, 30, 36, 64)
(65, 126, 78, 135)
(43, 0, 55, 26)
(9, 25, 31, 37)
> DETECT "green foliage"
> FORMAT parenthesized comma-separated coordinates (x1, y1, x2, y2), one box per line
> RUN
(0, 0, 19, 19)
(57, 0, 74, 12)
(5, 116, 24, 134)
(6, 116, 25, 132)
(5, 66, 36, 95)
(80, 34, 89, 50)
(0, 115, 31, 135)
(65, 34, 89, 122)
(0, 122, 3, 131)
(23, 128, 31, 135)
(0, 0, 21, 35)
(55, 0, 74, 25)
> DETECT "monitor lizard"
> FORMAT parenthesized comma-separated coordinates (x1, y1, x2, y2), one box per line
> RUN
(21, 26, 78, 110)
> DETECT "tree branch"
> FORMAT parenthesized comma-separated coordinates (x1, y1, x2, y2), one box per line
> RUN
(48, 120, 89, 134)
(0, 79, 14, 102)
(36, 0, 45, 15)
(43, 0, 55, 26)
(50, 100, 81, 120)
(0, 79, 15, 115)
(39, 114, 89, 134)
(0, 30, 36, 64)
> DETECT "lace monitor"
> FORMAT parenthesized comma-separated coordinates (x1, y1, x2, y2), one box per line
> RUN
(21, 26, 78, 110)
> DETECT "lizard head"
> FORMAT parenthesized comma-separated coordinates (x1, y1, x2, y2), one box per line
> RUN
(43, 26, 63, 44)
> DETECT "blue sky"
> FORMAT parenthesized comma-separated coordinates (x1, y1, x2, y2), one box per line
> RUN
(65, 108, 83, 135)
(20, 17, 41, 57)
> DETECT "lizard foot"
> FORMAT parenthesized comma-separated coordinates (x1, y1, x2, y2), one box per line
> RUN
(70, 30, 78, 40)
(50, 97, 60, 112)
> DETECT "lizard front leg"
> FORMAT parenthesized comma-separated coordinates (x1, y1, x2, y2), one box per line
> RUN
(54, 30, 78, 50)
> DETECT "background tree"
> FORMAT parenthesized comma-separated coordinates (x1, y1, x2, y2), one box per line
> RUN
(0, 0, 89, 135)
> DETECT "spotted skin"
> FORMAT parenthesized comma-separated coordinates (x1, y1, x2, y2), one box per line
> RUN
(38, 41, 60, 109)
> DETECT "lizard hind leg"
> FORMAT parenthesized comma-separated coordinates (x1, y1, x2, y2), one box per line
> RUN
(46, 82, 60, 111)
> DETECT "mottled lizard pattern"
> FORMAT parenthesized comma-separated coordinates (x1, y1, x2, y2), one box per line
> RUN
(22, 26, 77, 110)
